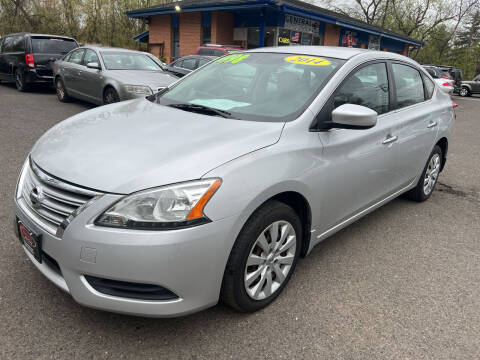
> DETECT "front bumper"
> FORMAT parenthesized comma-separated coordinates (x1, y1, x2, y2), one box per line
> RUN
(14, 193, 241, 317)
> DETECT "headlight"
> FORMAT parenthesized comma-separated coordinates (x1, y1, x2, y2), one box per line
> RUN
(95, 179, 221, 230)
(123, 85, 153, 95)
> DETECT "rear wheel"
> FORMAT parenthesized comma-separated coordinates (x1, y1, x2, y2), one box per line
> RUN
(55, 78, 70, 102)
(405, 145, 442, 202)
(15, 69, 28, 92)
(221, 200, 302, 312)
(459, 87, 470, 97)
(103, 87, 119, 105)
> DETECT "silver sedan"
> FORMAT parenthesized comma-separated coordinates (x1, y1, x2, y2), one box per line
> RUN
(53, 46, 178, 105)
(15, 47, 455, 317)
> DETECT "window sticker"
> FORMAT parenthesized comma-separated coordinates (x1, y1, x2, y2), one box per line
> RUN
(191, 98, 250, 111)
(284, 56, 331, 66)
(215, 54, 250, 64)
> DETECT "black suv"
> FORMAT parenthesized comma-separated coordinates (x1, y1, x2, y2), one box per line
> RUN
(0, 33, 78, 91)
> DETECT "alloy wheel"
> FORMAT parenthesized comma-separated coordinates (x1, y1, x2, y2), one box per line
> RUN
(244, 220, 296, 300)
(459, 88, 468, 97)
(56, 81, 65, 100)
(423, 153, 441, 195)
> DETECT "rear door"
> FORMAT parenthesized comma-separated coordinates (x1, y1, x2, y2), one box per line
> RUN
(30, 36, 78, 78)
(62, 48, 85, 96)
(388, 62, 439, 186)
(317, 62, 399, 230)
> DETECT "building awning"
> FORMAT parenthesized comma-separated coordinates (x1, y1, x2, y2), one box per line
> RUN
(127, 0, 423, 47)
(134, 30, 149, 43)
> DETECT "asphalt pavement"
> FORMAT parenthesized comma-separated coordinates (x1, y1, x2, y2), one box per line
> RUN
(1, 83, 479, 359)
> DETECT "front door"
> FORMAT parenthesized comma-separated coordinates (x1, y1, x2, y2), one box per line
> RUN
(316, 62, 398, 232)
(76, 49, 104, 102)
(62, 48, 85, 97)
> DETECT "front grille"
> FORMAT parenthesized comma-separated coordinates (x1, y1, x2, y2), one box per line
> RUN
(85, 276, 179, 301)
(19, 161, 101, 235)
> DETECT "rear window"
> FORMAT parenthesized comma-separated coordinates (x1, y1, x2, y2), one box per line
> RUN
(31, 37, 78, 54)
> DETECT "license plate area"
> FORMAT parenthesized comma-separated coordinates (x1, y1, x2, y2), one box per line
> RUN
(17, 220, 42, 263)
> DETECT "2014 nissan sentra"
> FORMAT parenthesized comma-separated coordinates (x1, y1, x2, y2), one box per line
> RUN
(13, 47, 455, 317)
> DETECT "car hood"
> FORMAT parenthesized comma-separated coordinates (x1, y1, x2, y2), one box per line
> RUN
(31, 99, 284, 194)
(106, 70, 178, 90)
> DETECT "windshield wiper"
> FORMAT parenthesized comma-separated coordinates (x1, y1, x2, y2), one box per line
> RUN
(167, 103, 237, 119)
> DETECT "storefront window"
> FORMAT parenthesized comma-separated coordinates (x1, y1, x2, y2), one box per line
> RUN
(247, 28, 259, 49)
(301, 33, 312, 45)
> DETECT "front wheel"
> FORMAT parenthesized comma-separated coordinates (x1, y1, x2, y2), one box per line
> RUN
(405, 145, 442, 202)
(459, 87, 470, 97)
(221, 200, 302, 312)
(103, 87, 119, 105)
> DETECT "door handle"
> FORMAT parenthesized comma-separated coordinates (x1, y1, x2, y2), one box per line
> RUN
(427, 121, 438, 128)
(382, 135, 398, 145)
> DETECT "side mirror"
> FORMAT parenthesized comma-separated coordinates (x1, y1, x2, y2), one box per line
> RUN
(330, 104, 377, 129)
(86, 62, 101, 70)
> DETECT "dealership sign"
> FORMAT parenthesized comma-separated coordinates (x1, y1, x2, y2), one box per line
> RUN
(285, 14, 319, 33)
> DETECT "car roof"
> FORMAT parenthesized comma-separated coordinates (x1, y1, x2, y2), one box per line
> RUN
(177, 55, 217, 60)
(83, 45, 147, 55)
(2, 32, 76, 41)
(245, 46, 379, 60)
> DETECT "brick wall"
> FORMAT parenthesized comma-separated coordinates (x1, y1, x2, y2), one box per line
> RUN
(179, 12, 202, 56)
(403, 43, 409, 56)
(211, 11, 234, 45)
(149, 15, 171, 61)
(323, 23, 340, 46)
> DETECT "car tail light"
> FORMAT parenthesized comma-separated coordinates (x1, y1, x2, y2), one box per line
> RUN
(453, 78, 456, 85)
(441, 75, 449, 79)
(452, 103, 458, 120)
(25, 54, 35, 68)
(442, 82, 451, 87)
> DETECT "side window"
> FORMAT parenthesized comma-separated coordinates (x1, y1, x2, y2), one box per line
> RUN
(392, 63, 425, 109)
(68, 49, 84, 64)
(424, 75, 435, 100)
(181, 58, 197, 70)
(334, 62, 389, 115)
(83, 49, 100, 66)
(2, 37, 14, 52)
(173, 60, 183, 68)
(11, 36, 25, 52)
(197, 58, 210, 67)
(425, 68, 438, 78)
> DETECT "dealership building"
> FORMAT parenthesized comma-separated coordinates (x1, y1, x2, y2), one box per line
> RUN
(127, 0, 423, 62)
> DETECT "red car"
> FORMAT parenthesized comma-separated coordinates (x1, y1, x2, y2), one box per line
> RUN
(195, 44, 243, 57)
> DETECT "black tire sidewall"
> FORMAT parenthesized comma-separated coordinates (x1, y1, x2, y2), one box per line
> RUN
(222, 200, 302, 312)
(104, 88, 119, 104)
(460, 87, 469, 97)
(15, 70, 26, 92)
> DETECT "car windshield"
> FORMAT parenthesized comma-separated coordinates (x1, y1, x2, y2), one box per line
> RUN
(159, 53, 345, 122)
(101, 52, 162, 71)
(31, 37, 77, 54)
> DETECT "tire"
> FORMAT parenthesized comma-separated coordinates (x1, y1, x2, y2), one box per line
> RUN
(103, 87, 119, 105)
(15, 69, 28, 92)
(405, 145, 443, 202)
(55, 78, 70, 102)
(221, 200, 302, 312)
(459, 87, 470, 97)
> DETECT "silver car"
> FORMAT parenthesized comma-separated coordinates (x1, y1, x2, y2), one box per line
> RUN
(14, 47, 455, 317)
(53, 46, 178, 105)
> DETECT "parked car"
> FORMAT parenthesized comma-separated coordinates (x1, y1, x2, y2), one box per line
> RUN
(196, 43, 243, 57)
(14, 47, 455, 317)
(53, 46, 178, 105)
(459, 74, 480, 97)
(424, 64, 463, 93)
(166, 55, 216, 77)
(422, 65, 454, 94)
(0, 33, 78, 91)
